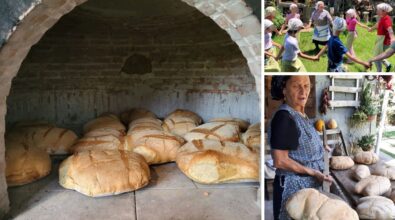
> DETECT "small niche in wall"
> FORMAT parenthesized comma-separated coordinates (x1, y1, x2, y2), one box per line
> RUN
(121, 54, 152, 75)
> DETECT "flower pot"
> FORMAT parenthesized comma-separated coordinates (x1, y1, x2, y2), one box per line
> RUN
(367, 115, 376, 122)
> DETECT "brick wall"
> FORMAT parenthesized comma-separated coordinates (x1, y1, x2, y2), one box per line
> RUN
(5, 7, 260, 134)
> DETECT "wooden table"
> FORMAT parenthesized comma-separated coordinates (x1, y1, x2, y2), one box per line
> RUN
(331, 158, 395, 207)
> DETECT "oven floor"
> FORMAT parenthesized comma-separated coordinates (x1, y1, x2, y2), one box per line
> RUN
(5, 158, 261, 220)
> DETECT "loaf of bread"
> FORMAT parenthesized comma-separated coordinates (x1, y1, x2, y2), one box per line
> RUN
(354, 175, 391, 196)
(165, 109, 202, 125)
(83, 114, 126, 134)
(372, 164, 395, 180)
(84, 127, 124, 139)
(241, 123, 260, 149)
(176, 139, 259, 184)
(184, 122, 240, 142)
(356, 196, 395, 219)
(130, 130, 185, 164)
(286, 188, 358, 220)
(209, 117, 250, 132)
(71, 134, 128, 152)
(128, 117, 163, 133)
(354, 151, 379, 165)
(330, 156, 354, 170)
(59, 150, 150, 197)
(120, 108, 157, 125)
(6, 123, 78, 155)
(352, 165, 370, 181)
(162, 117, 198, 137)
(6, 141, 51, 186)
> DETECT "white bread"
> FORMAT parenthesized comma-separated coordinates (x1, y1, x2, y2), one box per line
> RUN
(372, 164, 395, 180)
(354, 175, 391, 196)
(354, 151, 379, 165)
(128, 130, 185, 164)
(71, 134, 128, 152)
(128, 117, 163, 133)
(176, 139, 259, 184)
(352, 165, 371, 181)
(6, 140, 51, 186)
(209, 117, 250, 132)
(6, 123, 78, 155)
(165, 109, 202, 125)
(241, 123, 260, 149)
(357, 196, 395, 219)
(59, 150, 150, 197)
(83, 114, 125, 134)
(184, 122, 240, 142)
(162, 117, 198, 137)
(330, 156, 354, 170)
(286, 188, 358, 220)
(120, 108, 157, 125)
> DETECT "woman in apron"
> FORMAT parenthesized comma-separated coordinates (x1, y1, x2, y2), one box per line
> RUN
(268, 76, 333, 220)
(368, 3, 394, 72)
(306, 1, 333, 51)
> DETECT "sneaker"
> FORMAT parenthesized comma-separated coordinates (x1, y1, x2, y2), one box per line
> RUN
(386, 64, 392, 72)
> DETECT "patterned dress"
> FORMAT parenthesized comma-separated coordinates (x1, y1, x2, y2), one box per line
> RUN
(268, 104, 324, 220)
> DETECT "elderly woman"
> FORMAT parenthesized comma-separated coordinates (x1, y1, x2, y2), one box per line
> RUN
(279, 4, 301, 34)
(306, 1, 333, 51)
(368, 3, 394, 72)
(268, 76, 333, 220)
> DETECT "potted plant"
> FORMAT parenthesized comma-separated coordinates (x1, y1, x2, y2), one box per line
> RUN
(360, 83, 379, 121)
(350, 110, 368, 127)
(357, 135, 376, 151)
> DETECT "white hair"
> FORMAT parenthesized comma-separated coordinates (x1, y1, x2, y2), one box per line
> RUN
(288, 18, 304, 31)
(346, 9, 357, 18)
(265, 6, 277, 17)
(377, 3, 393, 13)
(315, 1, 325, 10)
(290, 3, 298, 11)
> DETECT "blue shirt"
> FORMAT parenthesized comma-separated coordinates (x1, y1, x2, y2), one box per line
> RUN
(327, 36, 348, 69)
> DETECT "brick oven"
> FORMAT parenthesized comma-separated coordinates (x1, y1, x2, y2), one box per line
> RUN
(0, 0, 261, 219)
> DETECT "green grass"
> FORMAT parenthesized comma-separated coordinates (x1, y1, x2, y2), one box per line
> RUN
(384, 130, 395, 139)
(272, 25, 395, 72)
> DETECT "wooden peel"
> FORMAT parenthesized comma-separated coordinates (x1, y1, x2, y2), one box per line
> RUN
(322, 125, 330, 193)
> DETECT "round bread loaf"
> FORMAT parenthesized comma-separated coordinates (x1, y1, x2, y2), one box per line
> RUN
(59, 150, 150, 197)
(184, 122, 240, 142)
(176, 139, 259, 184)
(162, 117, 198, 137)
(357, 196, 395, 219)
(6, 141, 51, 186)
(165, 109, 202, 125)
(330, 156, 354, 170)
(83, 114, 125, 134)
(209, 117, 250, 132)
(241, 123, 260, 149)
(120, 108, 157, 125)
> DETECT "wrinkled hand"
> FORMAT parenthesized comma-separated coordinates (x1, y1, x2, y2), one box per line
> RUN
(362, 61, 371, 69)
(313, 170, 334, 185)
(324, 145, 331, 152)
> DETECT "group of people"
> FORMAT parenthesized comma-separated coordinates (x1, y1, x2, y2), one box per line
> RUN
(264, 1, 395, 72)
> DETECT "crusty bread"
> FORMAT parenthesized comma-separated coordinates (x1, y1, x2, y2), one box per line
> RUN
(241, 123, 260, 149)
(184, 122, 240, 142)
(126, 130, 185, 164)
(209, 117, 250, 132)
(120, 108, 157, 125)
(6, 123, 78, 155)
(59, 150, 150, 197)
(330, 156, 354, 170)
(176, 139, 259, 184)
(128, 117, 163, 133)
(352, 165, 370, 181)
(357, 196, 395, 219)
(286, 188, 358, 220)
(162, 117, 198, 137)
(6, 141, 51, 186)
(83, 114, 126, 134)
(165, 109, 202, 125)
(354, 175, 391, 196)
(71, 134, 128, 152)
(84, 127, 124, 139)
(372, 164, 395, 180)
(354, 151, 379, 165)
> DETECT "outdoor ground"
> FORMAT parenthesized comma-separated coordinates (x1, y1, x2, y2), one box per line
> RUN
(4, 159, 261, 220)
(272, 25, 395, 72)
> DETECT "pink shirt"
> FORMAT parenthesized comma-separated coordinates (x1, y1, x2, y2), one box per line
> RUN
(346, 17, 357, 32)
(285, 13, 301, 24)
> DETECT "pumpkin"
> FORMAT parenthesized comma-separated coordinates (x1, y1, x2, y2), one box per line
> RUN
(327, 119, 338, 129)
(315, 119, 325, 132)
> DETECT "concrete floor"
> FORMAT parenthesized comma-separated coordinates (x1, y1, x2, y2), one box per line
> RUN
(5, 158, 261, 220)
